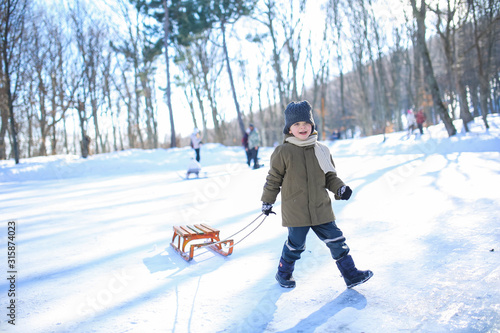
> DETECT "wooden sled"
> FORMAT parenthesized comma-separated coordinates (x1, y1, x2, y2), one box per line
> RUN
(170, 224, 234, 261)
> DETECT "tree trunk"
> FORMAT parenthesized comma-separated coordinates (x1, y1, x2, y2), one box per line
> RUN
(0, 57, 7, 159)
(91, 97, 103, 154)
(38, 85, 48, 156)
(162, 0, 176, 148)
(188, 42, 208, 138)
(77, 101, 90, 158)
(361, 0, 385, 135)
(457, 78, 473, 131)
(411, 31, 421, 110)
(389, 28, 404, 131)
(454, 24, 474, 131)
(197, 40, 222, 142)
(26, 98, 34, 157)
(470, 0, 492, 129)
(184, 87, 198, 129)
(368, 0, 391, 139)
(411, 0, 456, 137)
(220, 19, 245, 137)
(141, 73, 156, 149)
(264, 0, 286, 113)
(0, 104, 8, 160)
(1, 0, 24, 163)
(328, 0, 347, 134)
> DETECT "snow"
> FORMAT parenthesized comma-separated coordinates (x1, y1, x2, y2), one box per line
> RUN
(1, 115, 499, 333)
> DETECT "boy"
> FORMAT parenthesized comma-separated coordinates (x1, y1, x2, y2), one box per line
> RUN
(261, 101, 373, 289)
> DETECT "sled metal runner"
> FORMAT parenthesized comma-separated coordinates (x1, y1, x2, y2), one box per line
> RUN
(170, 224, 234, 261)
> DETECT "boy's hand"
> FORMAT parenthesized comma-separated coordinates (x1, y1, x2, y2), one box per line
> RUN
(262, 202, 276, 216)
(338, 185, 352, 200)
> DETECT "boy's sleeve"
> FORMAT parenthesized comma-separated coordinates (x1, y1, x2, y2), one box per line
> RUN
(325, 156, 346, 200)
(261, 147, 284, 204)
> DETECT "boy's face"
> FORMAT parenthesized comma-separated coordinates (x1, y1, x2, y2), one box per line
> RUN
(289, 121, 312, 140)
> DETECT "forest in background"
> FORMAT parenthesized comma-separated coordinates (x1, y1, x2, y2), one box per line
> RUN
(1, 0, 499, 163)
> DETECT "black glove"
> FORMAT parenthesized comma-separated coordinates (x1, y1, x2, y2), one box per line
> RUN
(337, 185, 352, 200)
(262, 202, 276, 216)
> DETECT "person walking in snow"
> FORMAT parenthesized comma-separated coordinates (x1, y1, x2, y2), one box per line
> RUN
(247, 124, 261, 169)
(242, 127, 251, 166)
(190, 128, 203, 162)
(416, 109, 426, 135)
(406, 109, 416, 137)
(261, 100, 373, 289)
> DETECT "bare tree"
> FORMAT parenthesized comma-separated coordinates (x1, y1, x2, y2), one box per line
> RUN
(346, 1, 372, 136)
(254, 0, 287, 113)
(0, 40, 6, 159)
(358, 0, 385, 135)
(469, 0, 499, 129)
(367, 0, 392, 139)
(49, 13, 80, 155)
(162, 0, 176, 147)
(112, 0, 159, 149)
(178, 33, 224, 143)
(102, 52, 118, 152)
(194, 36, 220, 140)
(281, 0, 306, 101)
(410, 0, 456, 137)
(306, 23, 330, 139)
(114, 58, 136, 148)
(119, 0, 145, 148)
(23, 6, 76, 157)
(174, 41, 210, 138)
(0, 0, 27, 163)
(71, 1, 109, 156)
(430, 0, 474, 131)
(327, 0, 348, 134)
(27, 12, 50, 156)
(210, 0, 255, 138)
(387, 26, 409, 132)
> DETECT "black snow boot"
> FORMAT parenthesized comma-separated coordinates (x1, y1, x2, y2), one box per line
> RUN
(336, 255, 373, 289)
(276, 257, 296, 288)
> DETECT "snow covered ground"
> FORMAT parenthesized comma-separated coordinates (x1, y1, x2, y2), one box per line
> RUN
(1, 115, 499, 333)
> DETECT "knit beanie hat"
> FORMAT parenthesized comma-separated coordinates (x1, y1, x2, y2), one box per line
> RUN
(283, 101, 315, 134)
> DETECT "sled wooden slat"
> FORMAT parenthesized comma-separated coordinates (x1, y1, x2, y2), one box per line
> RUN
(173, 225, 190, 237)
(170, 224, 233, 261)
(194, 224, 214, 234)
(200, 223, 218, 233)
(186, 225, 204, 234)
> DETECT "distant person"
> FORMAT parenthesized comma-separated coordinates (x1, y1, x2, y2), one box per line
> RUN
(416, 109, 426, 135)
(186, 158, 202, 179)
(260, 100, 373, 289)
(190, 128, 202, 162)
(406, 109, 416, 137)
(247, 124, 261, 169)
(242, 127, 251, 166)
(329, 130, 341, 141)
(80, 134, 91, 158)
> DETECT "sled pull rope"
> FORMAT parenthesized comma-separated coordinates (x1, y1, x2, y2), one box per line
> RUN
(199, 213, 267, 250)
(228, 213, 268, 249)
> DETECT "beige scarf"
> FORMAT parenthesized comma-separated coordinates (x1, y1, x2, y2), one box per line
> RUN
(285, 134, 337, 174)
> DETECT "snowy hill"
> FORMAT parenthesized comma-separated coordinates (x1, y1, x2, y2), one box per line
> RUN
(1, 115, 499, 333)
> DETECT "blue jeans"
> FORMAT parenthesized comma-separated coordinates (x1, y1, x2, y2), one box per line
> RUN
(194, 148, 200, 162)
(248, 147, 259, 168)
(281, 222, 349, 262)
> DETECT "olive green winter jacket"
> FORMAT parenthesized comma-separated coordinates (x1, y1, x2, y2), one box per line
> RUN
(261, 135, 346, 227)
